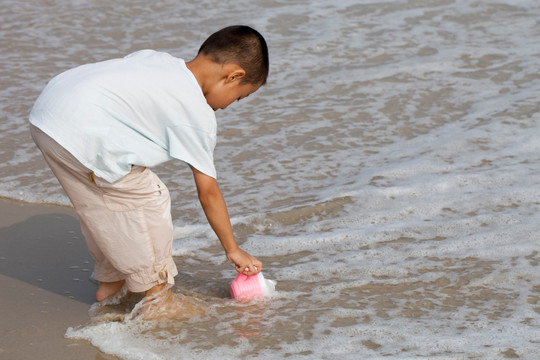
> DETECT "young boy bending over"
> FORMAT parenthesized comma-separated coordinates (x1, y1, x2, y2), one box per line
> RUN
(29, 25, 267, 309)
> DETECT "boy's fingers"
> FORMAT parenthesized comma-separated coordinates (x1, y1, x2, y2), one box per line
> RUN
(236, 263, 261, 276)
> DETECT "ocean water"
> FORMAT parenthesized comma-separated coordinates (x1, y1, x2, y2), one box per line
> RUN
(2, 0, 540, 359)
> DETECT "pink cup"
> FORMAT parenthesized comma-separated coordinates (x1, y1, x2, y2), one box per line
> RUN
(230, 272, 276, 300)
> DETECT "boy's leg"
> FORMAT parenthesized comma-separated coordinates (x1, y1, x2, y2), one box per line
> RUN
(86, 166, 178, 293)
(30, 125, 177, 298)
(30, 125, 125, 290)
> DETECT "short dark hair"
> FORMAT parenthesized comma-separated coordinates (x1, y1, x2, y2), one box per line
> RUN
(198, 25, 269, 85)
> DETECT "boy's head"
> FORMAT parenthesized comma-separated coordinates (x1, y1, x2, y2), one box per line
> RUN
(198, 25, 269, 86)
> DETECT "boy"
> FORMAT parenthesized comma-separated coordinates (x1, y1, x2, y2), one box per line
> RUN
(29, 25, 267, 308)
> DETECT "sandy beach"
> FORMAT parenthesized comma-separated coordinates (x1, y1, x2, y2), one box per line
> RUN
(0, 198, 117, 359)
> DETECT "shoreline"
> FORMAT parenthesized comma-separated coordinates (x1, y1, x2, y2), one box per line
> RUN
(0, 198, 117, 359)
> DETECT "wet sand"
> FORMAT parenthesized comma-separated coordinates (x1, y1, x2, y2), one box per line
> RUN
(0, 198, 117, 359)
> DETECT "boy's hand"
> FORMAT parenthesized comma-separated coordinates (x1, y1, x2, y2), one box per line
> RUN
(226, 247, 262, 276)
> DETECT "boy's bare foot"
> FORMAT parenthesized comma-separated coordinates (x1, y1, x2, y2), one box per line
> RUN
(137, 284, 206, 320)
(96, 280, 125, 302)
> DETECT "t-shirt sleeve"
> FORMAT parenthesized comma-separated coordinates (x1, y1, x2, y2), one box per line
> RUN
(166, 124, 217, 178)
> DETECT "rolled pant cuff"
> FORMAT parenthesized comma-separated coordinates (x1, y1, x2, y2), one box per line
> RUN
(125, 258, 178, 293)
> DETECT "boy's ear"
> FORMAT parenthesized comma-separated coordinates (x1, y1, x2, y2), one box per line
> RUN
(223, 63, 246, 83)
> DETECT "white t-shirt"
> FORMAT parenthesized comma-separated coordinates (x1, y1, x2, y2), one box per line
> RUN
(30, 50, 217, 182)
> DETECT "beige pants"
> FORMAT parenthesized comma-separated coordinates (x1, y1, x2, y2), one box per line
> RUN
(30, 124, 178, 293)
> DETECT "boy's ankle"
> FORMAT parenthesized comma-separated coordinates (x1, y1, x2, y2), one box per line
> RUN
(96, 280, 125, 302)
(145, 283, 167, 297)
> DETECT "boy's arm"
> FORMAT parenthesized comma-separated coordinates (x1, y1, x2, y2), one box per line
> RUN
(191, 167, 262, 276)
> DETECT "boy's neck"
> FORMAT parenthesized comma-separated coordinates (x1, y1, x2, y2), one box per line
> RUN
(186, 55, 219, 96)
(186, 54, 245, 96)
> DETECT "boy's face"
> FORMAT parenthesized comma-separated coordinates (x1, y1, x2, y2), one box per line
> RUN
(205, 81, 261, 111)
